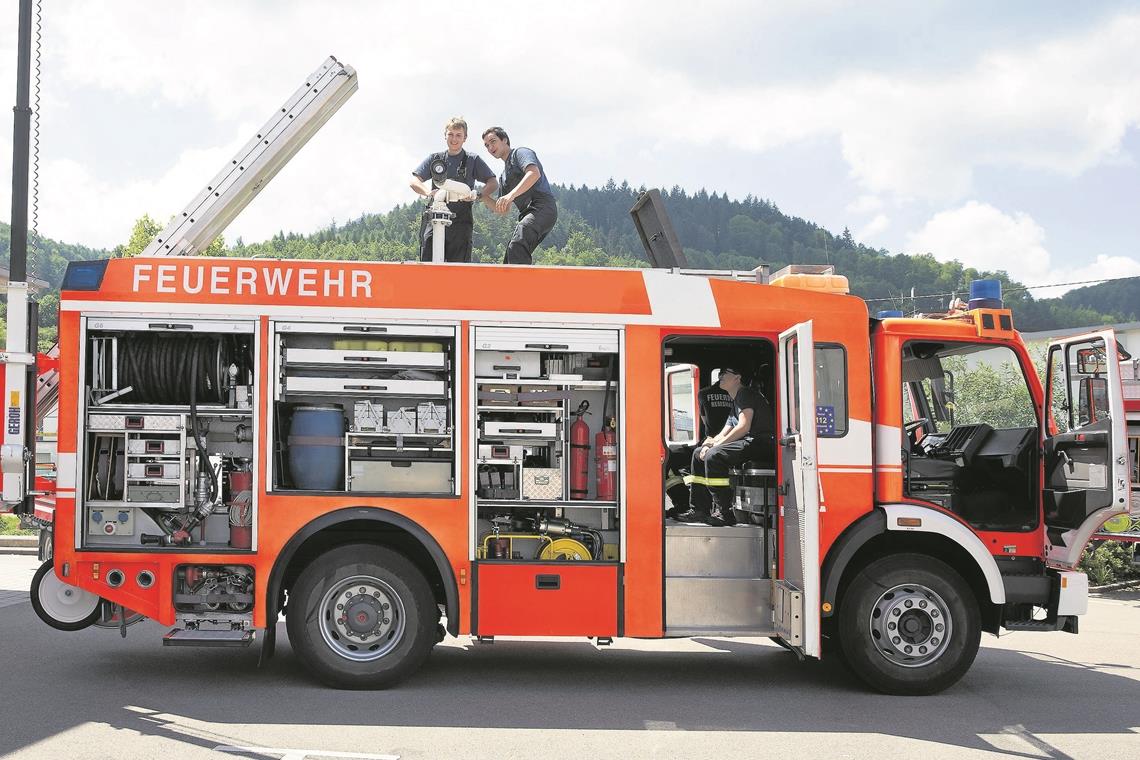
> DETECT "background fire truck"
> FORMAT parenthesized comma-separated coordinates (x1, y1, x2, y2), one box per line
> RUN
(3, 11, 1132, 696)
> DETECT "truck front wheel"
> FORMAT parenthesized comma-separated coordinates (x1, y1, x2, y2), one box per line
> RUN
(286, 544, 436, 689)
(838, 554, 980, 695)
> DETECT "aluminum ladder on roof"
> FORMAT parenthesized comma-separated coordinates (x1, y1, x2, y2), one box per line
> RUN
(142, 55, 358, 257)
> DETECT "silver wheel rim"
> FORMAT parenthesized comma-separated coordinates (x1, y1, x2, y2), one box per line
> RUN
(868, 582, 953, 668)
(37, 570, 100, 624)
(317, 574, 406, 662)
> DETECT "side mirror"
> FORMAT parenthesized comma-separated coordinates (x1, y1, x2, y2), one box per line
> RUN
(1077, 347, 1107, 375)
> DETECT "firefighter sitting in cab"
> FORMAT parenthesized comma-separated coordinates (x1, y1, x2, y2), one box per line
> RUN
(675, 366, 775, 526)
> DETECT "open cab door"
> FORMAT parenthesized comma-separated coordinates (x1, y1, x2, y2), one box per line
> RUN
(1043, 330, 1130, 567)
(775, 321, 820, 657)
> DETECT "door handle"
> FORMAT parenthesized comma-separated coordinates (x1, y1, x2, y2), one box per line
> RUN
(535, 574, 561, 590)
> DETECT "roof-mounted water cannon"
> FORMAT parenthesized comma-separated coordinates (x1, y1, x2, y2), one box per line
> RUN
(424, 158, 478, 263)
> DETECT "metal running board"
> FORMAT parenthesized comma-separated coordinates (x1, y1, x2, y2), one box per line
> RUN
(1003, 617, 1073, 633)
(163, 628, 254, 647)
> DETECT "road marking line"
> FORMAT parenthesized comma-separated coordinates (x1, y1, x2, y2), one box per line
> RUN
(214, 746, 399, 760)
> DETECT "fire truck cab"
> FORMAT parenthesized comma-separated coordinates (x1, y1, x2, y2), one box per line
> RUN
(8, 256, 1129, 695)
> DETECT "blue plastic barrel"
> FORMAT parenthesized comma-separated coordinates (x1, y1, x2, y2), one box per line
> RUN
(288, 405, 345, 490)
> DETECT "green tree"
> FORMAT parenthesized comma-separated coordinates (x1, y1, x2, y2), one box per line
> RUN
(117, 213, 225, 257)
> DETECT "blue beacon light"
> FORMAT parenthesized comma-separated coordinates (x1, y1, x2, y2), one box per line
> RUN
(968, 279, 1003, 310)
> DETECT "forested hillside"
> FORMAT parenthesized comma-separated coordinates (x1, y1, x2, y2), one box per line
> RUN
(231, 182, 1127, 332)
(2, 183, 1133, 335)
(0, 222, 106, 286)
(1060, 278, 1140, 323)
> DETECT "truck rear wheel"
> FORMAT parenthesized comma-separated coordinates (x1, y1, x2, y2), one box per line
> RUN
(286, 544, 436, 689)
(30, 560, 102, 631)
(838, 554, 980, 695)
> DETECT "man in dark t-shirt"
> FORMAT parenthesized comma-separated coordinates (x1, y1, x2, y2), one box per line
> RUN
(411, 117, 497, 262)
(666, 378, 735, 519)
(481, 126, 558, 264)
(674, 366, 775, 526)
(699, 381, 734, 437)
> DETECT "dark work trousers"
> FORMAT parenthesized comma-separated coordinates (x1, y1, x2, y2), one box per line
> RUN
(505, 195, 558, 264)
(665, 447, 693, 511)
(687, 438, 766, 513)
(420, 218, 474, 263)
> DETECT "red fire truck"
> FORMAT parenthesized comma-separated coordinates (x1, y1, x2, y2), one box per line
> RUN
(3, 254, 1128, 695)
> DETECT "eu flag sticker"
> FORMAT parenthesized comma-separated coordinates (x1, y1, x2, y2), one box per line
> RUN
(816, 405, 835, 436)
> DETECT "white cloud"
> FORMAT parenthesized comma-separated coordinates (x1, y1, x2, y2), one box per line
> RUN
(857, 213, 890, 242)
(847, 195, 884, 214)
(663, 13, 1140, 202)
(1, 2, 1140, 254)
(906, 201, 1140, 296)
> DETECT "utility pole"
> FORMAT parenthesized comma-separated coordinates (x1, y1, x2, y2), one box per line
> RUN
(2, 0, 38, 514)
(9, 0, 33, 282)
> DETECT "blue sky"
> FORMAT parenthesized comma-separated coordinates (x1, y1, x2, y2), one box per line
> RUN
(1, 1, 1138, 295)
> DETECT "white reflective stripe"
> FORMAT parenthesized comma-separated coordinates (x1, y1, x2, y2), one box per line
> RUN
(875, 423, 903, 467)
(881, 503, 1006, 605)
(817, 419, 873, 467)
(57, 453, 77, 489)
(641, 270, 720, 327)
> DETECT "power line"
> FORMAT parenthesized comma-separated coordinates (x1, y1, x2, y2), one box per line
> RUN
(863, 273, 1140, 304)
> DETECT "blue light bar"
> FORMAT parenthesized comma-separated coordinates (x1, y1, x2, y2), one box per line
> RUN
(968, 279, 1003, 310)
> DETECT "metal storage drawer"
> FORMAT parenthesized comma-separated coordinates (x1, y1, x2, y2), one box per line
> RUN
(476, 563, 618, 637)
(276, 322, 454, 338)
(127, 439, 180, 455)
(475, 351, 541, 379)
(283, 377, 446, 396)
(284, 347, 446, 369)
(127, 462, 181, 479)
(347, 459, 453, 493)
(473, 327, 619, 353)
(483, 421, 558, 438)
(88, 414, 182, 431)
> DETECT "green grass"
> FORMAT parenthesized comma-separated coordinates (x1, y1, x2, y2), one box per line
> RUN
(0, 514, 36, 536)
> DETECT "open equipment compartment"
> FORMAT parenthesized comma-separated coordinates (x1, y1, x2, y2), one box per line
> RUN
(271, 320, 458, 495)
(472, 326, 622, 565)
(80, 317, 257, 550)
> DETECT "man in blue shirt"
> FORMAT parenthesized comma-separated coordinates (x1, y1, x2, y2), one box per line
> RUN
(411, 117, 497, 262)
(481, 127, 558, 264)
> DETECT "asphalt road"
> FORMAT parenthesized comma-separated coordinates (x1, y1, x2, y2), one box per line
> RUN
(1, 552, 1138, 760)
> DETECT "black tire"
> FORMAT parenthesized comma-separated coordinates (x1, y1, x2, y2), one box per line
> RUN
(286, 544, 436, 689)
(30, 560, 102, 631)
(838, 554, 980, 695)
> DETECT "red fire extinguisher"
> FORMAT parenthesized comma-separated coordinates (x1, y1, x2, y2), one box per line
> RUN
(228, 464, 253, 550)
(595, 356, 618, 502)
(569, 401, 591, 500)
(595, 419, 617, 502)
